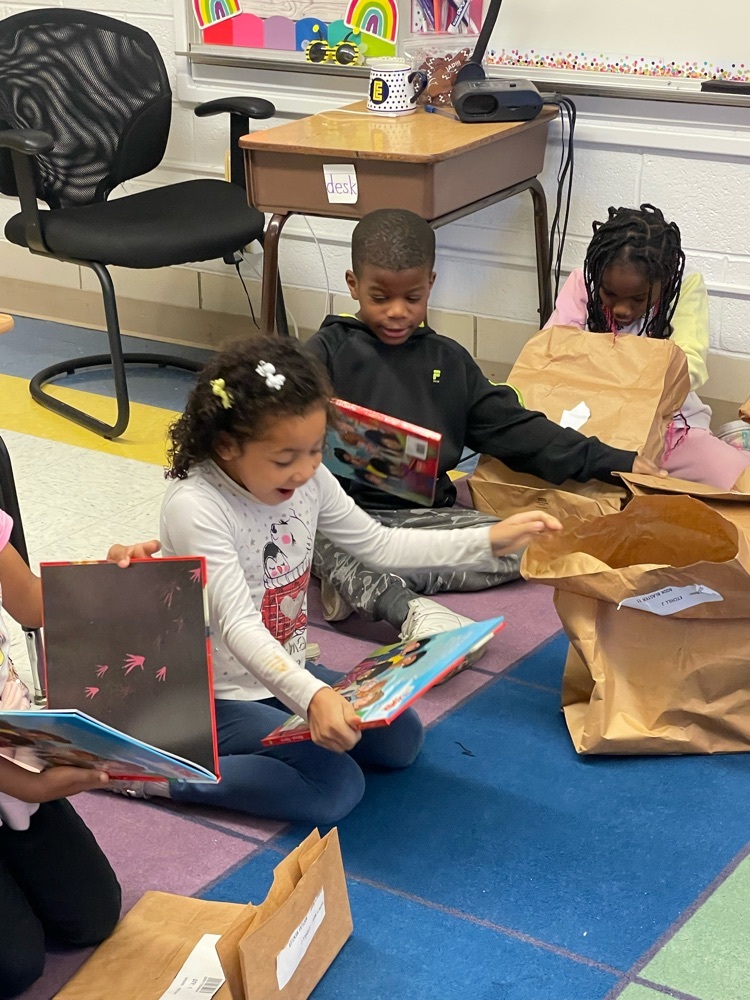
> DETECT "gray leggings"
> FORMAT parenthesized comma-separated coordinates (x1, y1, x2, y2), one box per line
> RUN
(312, 507, 521, 630)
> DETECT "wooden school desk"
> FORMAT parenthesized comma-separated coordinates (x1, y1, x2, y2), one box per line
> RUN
(240, 102, 558, 335)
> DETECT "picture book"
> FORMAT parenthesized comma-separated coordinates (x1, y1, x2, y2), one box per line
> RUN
(0, 710, 218, 783)
(262, 617, 505, 746)
(325, 398, 442, 506)
(40, 558, 218, 779)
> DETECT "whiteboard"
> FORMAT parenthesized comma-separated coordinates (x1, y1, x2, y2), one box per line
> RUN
(486, 0, 748, 82)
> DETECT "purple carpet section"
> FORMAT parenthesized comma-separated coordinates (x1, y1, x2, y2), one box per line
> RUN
(19, 578, 560, 998)
(20, 794, 261, 999)
(308, 577, 561, 728)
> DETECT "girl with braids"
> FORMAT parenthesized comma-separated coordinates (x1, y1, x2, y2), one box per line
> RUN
(547, 203, 750, 491)
(108, 335, 560, 823)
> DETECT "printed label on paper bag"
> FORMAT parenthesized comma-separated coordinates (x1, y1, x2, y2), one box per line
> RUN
(560, 401, 591, 431)
(160, 934, 225, 999)
(617, 584, 723, 616)
(276, 889, 326, 990)
(323, 164, 358, 204)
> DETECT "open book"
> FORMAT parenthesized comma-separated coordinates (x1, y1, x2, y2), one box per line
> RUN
(262, 617, 505, 746)
(0, 709, 218, 783)
(325, 399, 441, 506)
(36, 557, 219, 782)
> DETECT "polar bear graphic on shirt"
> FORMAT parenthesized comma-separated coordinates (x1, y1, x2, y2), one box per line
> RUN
(261, 511, 312, 649)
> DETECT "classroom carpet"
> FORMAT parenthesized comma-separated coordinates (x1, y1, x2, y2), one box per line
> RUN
(4, 316, 750, 1000)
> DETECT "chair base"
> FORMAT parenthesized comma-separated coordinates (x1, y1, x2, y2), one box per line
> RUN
(29, 352, 203, 440)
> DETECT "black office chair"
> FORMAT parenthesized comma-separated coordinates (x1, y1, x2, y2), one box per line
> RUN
(0, 8, 287, 440)
(0, 435, 45, 704)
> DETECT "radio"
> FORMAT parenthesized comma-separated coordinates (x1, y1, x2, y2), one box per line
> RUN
(452, 78, 543, 123)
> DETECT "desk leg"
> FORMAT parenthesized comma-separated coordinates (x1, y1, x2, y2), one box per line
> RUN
(528, 179, 552, 326)
(260, 213, 291, 335)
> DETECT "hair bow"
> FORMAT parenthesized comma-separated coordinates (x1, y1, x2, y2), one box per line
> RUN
(210, 377, 233, 410)
(256, 360, 286, 391)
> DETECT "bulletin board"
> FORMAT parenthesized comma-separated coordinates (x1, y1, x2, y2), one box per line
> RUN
(484, 0, 748, 83)
(183, 0, 749, 94)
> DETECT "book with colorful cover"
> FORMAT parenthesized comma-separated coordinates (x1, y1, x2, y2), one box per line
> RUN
(325, 399, 442, 506)
(262, 617, 505, 746)
(0, 710, 218, 783)
(38, 557, 218, 782)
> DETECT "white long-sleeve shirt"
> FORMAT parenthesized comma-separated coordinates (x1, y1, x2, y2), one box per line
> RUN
(161, 461, 504, 718)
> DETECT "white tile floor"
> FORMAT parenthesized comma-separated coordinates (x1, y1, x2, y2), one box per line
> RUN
(1, 429, 166, 689)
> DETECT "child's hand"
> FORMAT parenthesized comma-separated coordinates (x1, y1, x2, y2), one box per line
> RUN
(631, 456, 668, 478)
(307, 687, 362, 753)
(489, 511, 563, 556)
(0, 757, 109, 802)
(107, 539, 161, 568)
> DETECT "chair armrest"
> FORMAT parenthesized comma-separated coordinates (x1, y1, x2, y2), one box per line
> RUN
(194, 97, 275, 120)
(0, 129, 53, 254)
(195, 98, 275, 188)
(0, 128, 54, 155)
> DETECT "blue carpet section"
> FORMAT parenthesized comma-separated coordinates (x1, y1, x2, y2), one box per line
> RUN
(203, 850, 617, 1000)
(3, 316, 211, 409)
(201, 633, 750, 995)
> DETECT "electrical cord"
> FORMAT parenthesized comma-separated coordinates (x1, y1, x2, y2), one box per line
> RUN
(234, 259, 259, 329)
(539, 94, 577, 302)
(232, 252, 301, 339)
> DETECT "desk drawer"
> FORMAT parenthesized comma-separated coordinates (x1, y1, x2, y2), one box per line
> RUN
(244, 120, 550, 222)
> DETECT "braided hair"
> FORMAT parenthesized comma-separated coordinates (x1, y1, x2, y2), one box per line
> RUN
(583, 204, 685, 338)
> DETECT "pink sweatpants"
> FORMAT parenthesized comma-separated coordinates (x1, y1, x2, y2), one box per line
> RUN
(662, 426, 750, 491)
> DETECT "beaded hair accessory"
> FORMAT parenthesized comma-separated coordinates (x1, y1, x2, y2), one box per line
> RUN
(256, 361, 285, 391)
(210, 378, 233, 410)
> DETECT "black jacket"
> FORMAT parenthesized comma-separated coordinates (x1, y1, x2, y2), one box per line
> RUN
(306, 315, 637, 510)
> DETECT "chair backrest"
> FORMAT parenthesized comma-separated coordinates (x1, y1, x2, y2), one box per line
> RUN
(0, 8, 172, 209)
(0, 435, 30, 566)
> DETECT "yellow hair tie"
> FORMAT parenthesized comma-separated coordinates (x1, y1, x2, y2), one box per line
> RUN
(210, 378, 233, 410)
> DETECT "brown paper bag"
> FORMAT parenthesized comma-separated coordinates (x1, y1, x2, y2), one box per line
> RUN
(218, 827, 352, 1000)
(523, 492, 750, 754)
(468, 454, 626, 525)
(507, 325, 690, 462)
(55, 894, 245, 999)
(56, 829, 352, 1000)
(557, 591, 750, 754)
(468, 326, 690, 522)
(522, 494, 750, 617)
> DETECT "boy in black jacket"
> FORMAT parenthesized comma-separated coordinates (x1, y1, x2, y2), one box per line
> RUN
(306, 209, 659, 648)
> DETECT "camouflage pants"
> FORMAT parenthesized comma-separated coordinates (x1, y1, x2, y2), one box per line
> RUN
(312, 507, 520, 629)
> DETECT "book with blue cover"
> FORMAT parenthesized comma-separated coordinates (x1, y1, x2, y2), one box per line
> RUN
(0, 709, 218, 782)
(262, 617, 505, 746)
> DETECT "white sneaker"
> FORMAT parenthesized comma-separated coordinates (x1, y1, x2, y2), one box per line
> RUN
(305, 642, 321, 661)
(399, 597, 491, 679)
(321, 579, 352, 623)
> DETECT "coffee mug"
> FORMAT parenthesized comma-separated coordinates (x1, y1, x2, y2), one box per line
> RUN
(367, 58, 427, 116)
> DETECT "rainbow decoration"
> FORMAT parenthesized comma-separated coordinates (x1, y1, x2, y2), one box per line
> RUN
(193, 0, 242, 32)
(344, 0, 398, 43)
